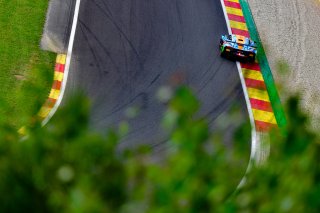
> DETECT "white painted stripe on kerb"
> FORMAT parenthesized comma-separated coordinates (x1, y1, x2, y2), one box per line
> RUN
(236, 61, 258, 163)
(220, 0, 232, 35)
(220, 0, 257, 162)
(220, 0, 269, 188)
(42, 0, 82, 126)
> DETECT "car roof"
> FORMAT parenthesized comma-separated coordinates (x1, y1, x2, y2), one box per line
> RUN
(231, 34, 249, 45)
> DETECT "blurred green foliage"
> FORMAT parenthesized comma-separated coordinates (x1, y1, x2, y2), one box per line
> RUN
(0, 85, 319, 212)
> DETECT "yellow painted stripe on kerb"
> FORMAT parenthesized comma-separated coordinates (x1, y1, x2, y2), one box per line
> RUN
(56, 54, 66, 64)
(253, 109, 277, 124)
(38, 106, 51, 118)
(227, 0, 240, 3)
(247, 87, 270, 102)
(242, 68, 264, 81)
(230, 20, 248, 31)
(54, 72, 64, 82)
(49, 89, 60, 100)
(226, 7, 243, 17)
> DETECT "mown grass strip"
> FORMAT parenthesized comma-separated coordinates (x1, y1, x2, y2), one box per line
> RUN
(0, 0, 55, 127)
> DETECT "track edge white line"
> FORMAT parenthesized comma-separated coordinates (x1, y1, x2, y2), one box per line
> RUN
(219, 0, 261, 188)
(42, 0, 82, 126)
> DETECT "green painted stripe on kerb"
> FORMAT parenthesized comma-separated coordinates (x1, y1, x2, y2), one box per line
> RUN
(239, 0, 287, 129)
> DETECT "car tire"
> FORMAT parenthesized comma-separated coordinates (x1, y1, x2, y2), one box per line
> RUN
(220, 50, 226, 58)
(248, 55, 255, 63)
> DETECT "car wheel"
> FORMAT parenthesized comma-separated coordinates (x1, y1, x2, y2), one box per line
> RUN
(249, 55, 255, 63)
(220, 50, 226, 57)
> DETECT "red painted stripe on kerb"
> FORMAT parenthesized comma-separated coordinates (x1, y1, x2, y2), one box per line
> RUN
(255, 120, 277, 132)
(52, 81, 62, 90)
(241, 62, 261, 71)
(250, 98, 273, 112)
(55, 63, 65, 73)
(245, 78, 266, 90)
(44, 98, 57, 108)
(231, 28, 250, 37)
(228, 14, 246, 23)
(224, 1, 241, 9)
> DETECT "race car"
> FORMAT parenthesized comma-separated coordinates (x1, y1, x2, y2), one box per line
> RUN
(219, 34, 257, 62)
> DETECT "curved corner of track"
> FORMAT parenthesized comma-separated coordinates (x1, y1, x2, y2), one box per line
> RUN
(220, 0, 282, 167)
(35, 0, 276, 169)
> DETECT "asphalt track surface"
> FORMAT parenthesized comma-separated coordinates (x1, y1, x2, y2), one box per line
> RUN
(64, 0, 249, 153)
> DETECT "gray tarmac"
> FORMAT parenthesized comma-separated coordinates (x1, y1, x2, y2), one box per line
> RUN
(63, 0, 249, 152)
(41, 0, 76, 53)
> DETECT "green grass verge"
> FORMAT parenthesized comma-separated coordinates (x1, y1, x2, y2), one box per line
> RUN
(0, 0, 55, 127)
(239, 0, 287, 129)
